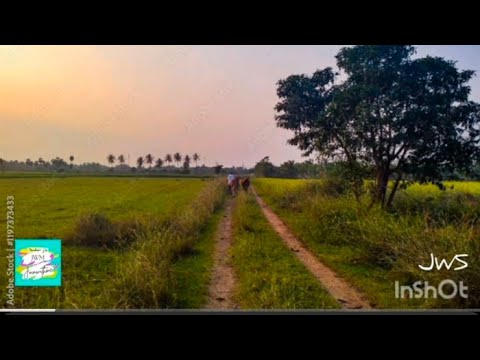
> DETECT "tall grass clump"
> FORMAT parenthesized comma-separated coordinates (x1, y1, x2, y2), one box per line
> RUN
(67, 213, 145, 248)
(112, 178, 226, 308)
(387, 222, 480, 308)
(68, 213, 116, 247)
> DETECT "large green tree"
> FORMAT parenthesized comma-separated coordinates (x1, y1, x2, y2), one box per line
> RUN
(275, 45, 480, 208)
(278, 160, 298, 178)
(254, 156, 276, 177)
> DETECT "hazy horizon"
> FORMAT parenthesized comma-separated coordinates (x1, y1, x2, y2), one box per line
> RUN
(1, 45, 479, 168)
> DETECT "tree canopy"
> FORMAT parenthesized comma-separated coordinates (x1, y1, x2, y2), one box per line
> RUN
(275, 45, 480, 208)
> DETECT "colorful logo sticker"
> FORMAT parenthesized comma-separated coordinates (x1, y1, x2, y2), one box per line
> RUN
(15, 239, 62, 287)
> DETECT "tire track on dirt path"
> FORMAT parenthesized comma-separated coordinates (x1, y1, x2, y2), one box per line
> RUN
(252, 186, 372, 310)
(206, 197, 239, 309)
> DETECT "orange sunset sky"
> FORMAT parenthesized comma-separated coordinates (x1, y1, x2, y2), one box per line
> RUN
(1, 45, 479, 167)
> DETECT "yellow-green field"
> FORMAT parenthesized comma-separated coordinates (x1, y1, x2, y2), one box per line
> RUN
(259, 178, 480, 198)
(408, 181, 480, 195)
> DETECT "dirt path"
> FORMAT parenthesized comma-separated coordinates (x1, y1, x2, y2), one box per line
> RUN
(206, 197, 239, 309)
(252, 187, 372, 310)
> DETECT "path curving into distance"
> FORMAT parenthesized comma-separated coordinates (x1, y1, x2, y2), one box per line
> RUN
(206, 198, 239, 309)
(252, 186, 372, 310)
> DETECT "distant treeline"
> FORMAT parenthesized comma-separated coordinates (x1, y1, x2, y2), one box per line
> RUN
(0, 157, 253, 176)
(254, 157, 320, 178)
(254, 156, 480, 181)
(2, 156, 479, 180)
(0, 157, 111, 173)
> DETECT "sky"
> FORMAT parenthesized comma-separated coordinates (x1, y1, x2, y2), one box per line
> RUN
(1, 45, 479, 167)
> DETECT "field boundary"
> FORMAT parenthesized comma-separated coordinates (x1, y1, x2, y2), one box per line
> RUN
(252, 186, 372, 310)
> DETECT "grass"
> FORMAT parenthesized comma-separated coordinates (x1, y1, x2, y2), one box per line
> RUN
(231, 190, 340, 309)
(254, 178, 480, 309)
(5, 171, 475, 309)
(0, 177, 207, 238)
(172, 208, 224, 308)
(111, 178, 226, 309)
(9, 247, 117, 309)
(0, 177, 225, 309)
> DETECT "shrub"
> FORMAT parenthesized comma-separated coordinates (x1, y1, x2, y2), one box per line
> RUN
(319, 176, 351, 197)
(112, 229, 178, 308)
(68, 213, 116, 248)
(67, 213, 145, 249)
(114, 218, 145, 248)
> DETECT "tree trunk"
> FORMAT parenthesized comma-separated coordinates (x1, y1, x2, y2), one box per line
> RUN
(386, 172, 403, 209)
(375, 167, 389, 208)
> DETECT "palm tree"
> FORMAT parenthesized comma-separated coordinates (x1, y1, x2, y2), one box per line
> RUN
(107, 154, 116, 168)
(137, 156, 144, 169)
(155, 158, 164, 168)
(184, 155, 191, 168)
(69, 155, 74, 169)
(26, 158, 33, 166)
(118, 154, 125, 165)
(145, 154, 154, 168)
(193, 153, 200, 167)
(164, 154, 173, 167)
(0, 158, 5, 172)
(173, 152, 182, 168)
